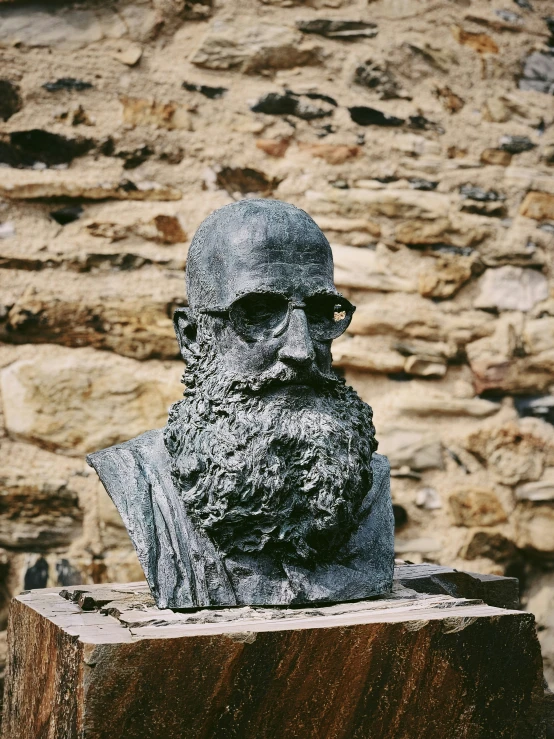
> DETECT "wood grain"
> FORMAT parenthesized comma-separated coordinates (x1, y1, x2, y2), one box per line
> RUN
(2, 575, 546, 739)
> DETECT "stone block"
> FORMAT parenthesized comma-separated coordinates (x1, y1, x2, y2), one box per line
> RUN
(0, 172, 182, 202)
(465, 420, 550, 486)
(321, 188, 451, 220)
(378, 427, 444, 471)
(120, 96, 192, 130)
(474, 266, 549, 313)
(0, 441, 83, 549)
(467, 321, 554, 394)
(332, 244, 417, 292)
(481, 148, 512, 166)
(449, 487, 508, 527)
(0, 1, 166, 49)
(395, 392, 500, 418)
(515, 505, 554, 557)
(516, 469, 554, 502)
(0, 269, 182, 360)
(349, 297, 492, 346)
(451, 26, 499, 54)
(462, 531, 517, 564)
(418, 256, 473, 299)
(298, 143, 360, 165)
(0, 346, 182, 454)
(191, 21, 320, 73)
(520, 192, 554, 222)
(332, 336, 404, 372)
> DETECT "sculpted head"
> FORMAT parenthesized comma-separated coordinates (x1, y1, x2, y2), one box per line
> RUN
(164, 200, 377, 565)
(175, 198, 352, 388)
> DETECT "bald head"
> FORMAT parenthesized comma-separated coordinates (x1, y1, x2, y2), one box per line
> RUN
(186, 200, 335, 314)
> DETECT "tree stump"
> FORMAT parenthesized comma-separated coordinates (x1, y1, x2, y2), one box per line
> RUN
(2, 566, 547, 739)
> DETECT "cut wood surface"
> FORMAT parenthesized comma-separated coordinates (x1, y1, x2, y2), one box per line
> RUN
(2, 566, 546, 739)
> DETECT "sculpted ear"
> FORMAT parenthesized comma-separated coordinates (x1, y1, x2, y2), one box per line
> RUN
(173, 307, 199, 362)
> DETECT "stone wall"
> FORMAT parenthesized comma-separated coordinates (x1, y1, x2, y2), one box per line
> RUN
(0, 0, 553, 691)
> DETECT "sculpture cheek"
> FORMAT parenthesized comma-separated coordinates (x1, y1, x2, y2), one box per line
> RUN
(314, 340, 333, 371)
(238, 339, 283, 374)
(215, 334, 282, 375)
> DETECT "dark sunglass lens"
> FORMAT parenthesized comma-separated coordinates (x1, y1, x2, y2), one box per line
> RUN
(305, 296, 353, 339)
(230, 293, 288, 340)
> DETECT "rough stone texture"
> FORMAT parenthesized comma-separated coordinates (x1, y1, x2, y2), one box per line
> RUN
(474, 266, 549, 312)
(2, 575, 547, 739)
(449, 486, 508, 527)
(0, 441, 83, 550)
(1, 346, 182, 454)
(524, 570, 554, 688)
(0, 0, 554, 695)
(520, 191, 554, 221)
(190, 21, 321, 73)
(515, 505, 554, 558)
(0, 173, 182, 201)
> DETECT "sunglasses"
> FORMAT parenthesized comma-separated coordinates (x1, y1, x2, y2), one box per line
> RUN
(199, 291, 356, 342)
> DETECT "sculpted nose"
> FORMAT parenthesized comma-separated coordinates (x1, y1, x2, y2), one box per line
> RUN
(278, 308, 315, 367)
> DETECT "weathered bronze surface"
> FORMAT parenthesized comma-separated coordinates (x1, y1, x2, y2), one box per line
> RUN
(87, 200, 394, 609)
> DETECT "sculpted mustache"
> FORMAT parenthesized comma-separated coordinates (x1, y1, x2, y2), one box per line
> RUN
(228, 363, 341, 393)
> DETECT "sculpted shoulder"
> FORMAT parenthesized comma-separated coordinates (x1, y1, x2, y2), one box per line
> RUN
(86, 428, 177, 540)
(87, 428, 170, 485)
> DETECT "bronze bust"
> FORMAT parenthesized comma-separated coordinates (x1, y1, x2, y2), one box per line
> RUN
(88, 199, 394, 609)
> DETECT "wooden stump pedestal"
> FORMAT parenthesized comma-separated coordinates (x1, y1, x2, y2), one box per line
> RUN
(2, 565, 548, 739)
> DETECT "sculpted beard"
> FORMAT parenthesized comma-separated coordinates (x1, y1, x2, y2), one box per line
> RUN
(164, 328, 378, 565)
